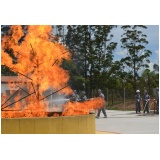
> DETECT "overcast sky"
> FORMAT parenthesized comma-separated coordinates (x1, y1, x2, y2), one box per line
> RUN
(111, 25, 159, 72)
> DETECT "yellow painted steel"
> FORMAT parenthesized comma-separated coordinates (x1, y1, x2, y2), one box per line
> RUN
(78, 115, 88, 134)
(1, 114, 95, 134)
(86, 114, 95, 133)
(20, 118, 35, 134)
(5, 118, 20, 134)
(62, 116, 79, 134)
(1, 118, 7, 134)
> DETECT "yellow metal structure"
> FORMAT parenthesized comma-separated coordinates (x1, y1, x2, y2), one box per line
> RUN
(1, 114, 95, 134)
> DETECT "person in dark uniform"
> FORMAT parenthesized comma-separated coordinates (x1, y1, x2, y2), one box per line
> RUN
(95, 89, 107, 118)
(74, 90, 80, 101)
(135, 90, 141, 114)
(79, 91, 87, 102)
(143, 91, 150, 113)
(70, 91, 77, 101)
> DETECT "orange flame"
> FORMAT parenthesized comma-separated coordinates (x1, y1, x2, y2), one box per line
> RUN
(62, 98, 105, 116)
(1, 25, 105, 118)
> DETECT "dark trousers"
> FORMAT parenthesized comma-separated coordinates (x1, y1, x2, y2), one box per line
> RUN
(97, 107, 107, 117)
(144, 101, 149, 113)
(136, 102, 141, 113)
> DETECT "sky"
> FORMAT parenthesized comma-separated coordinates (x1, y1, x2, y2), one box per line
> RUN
(52, 25, 159, 73)
(111, 25, 159, 72)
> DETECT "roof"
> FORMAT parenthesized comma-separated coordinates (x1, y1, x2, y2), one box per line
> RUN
(1, 76, 31, 83)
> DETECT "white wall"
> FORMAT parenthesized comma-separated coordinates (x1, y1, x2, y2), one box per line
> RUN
(1, 84, 9, 93)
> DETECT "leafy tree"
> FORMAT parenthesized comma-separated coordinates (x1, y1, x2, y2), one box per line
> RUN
(52, 25, 66, 44)
(1, 25, 10, 36)
(153, 63, 159, 74)
(65, 25, 117, 97)
(140, 68, 159, 95)
(120, 25, 152, 92)
(153, 62, 159, 87)
(61, 59, 85, 91)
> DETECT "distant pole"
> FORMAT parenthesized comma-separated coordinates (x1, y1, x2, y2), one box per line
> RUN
(106, 88, 108, 107)
(124, 87, 125, 110)
(92, 89, 93, 98)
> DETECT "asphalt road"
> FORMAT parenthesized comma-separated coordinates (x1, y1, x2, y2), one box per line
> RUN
(95, 110, 159, 134)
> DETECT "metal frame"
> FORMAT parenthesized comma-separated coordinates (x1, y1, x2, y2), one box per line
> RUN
(1, 44, 70, 111)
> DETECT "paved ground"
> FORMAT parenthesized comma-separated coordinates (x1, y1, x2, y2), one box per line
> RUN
(95, 110, 159, 134)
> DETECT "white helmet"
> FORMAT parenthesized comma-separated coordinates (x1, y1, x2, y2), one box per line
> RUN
(81, 91, 86, 95)
(136, 90, 140, 93)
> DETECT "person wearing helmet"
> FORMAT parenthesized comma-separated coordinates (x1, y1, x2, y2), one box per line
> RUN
(79, 91, 87, 102)
(135, 90, 141, 114)
(95, 89, 107, 118)
(70, 90, 76, 102)
(70, 90, 79, 102)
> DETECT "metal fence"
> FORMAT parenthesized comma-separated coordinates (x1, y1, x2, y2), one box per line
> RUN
(88, 88, 158, 111)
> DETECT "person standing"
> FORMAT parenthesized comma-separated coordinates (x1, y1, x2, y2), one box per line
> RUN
(79, 91, 87, 102)
(74, 90, 80, 101)
(70, 90, 77, 101)
(135, 90, 141, 114)
(143, 91, 150, 113)
(96, 89, 107, 118)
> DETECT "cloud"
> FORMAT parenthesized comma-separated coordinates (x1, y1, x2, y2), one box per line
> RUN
(115, 49, 127, 56)
(138, 62, 154, 75)
(148, 62, 154, 71)
(155, 50, 159, 55)
(155, 50, 159, 60)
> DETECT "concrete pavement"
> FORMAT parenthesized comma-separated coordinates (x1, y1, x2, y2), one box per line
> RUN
(95, 110, 159, 134)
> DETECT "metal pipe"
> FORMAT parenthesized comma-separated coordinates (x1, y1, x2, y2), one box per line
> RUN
(52, 59, 59, 66)
(1, 109, 20, 111)
(31, 82, 38, 99)
(1, 88, 21, 107)
(1, 92, 35, 110)
(16, 51, 37, 65)
(41, 85, 69, 100)
(16, 84, 29, 95)
(8, 67, 32, 81)
(38, 51, 68, 66)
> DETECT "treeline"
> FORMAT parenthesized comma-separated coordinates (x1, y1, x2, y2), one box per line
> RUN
(53, 25, 159, 98)
(1, 25, 159, 99)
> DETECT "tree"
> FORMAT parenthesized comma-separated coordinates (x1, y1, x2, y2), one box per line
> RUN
(153, 63, 159, 74)
(120, 25, 152, 92)
(1, 25, 10, 36)
(61, 59, 85, 91)
(140, 68, 159, 95)
(65, 25, 117, 97)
